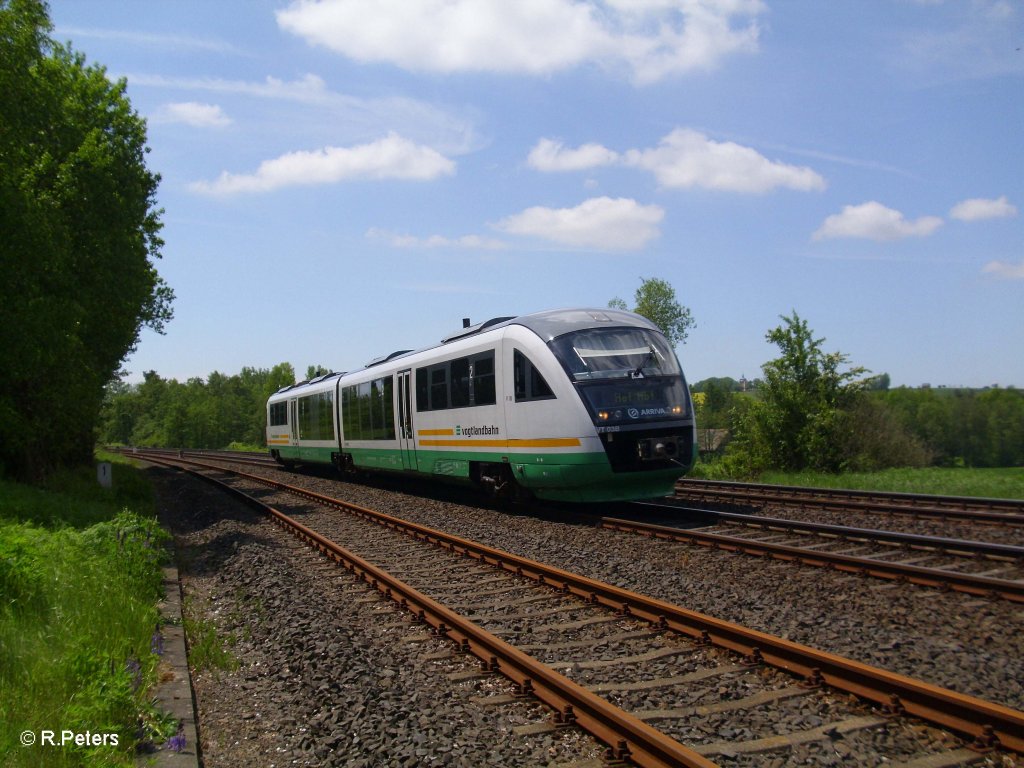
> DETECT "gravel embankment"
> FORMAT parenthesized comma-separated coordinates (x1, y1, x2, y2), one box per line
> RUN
(153, 460, 1023, 766)
(153, 467, 607, 767)
(226, 465, 1024, 713)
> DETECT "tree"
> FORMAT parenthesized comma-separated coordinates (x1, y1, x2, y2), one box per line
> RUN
(305, 365, 331, 379)
(0, 0, 173, 479)
(729, 312, 867, 472)
(609, 277, 695, 345)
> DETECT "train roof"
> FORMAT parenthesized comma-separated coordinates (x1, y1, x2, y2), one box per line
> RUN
(272, 371, 343, 396)
(511, 307, 660, 342)
(270, 308, 661, 399)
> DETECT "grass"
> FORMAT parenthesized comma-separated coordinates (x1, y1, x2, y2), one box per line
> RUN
(0, 454, 172, 767)
(693, 457, 1024, 500)
(181, 597, 239, 675)
(223, 441, 264, 453)
(758, 466, 1024, 499)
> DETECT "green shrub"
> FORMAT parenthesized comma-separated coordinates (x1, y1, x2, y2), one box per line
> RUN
(0, 460, 171, 766)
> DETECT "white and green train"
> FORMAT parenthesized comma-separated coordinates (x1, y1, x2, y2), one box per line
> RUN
(266, 308, 696, 503)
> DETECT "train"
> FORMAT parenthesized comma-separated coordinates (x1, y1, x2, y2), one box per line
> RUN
(265, 308, 696, 502)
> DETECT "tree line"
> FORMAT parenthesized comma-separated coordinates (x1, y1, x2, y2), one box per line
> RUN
(100, 365, 296, 450)
(694, 313, 1024, 473)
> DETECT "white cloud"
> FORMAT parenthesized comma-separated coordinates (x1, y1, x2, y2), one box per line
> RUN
(276, 0, 764, 84)
(55, 26, 244, 55)
(950, 196, 1017, 222)
(527, 139, 619, 172)
(623, 129, 826, 193)
(132, 72, 339, 106)
(129, 73, 482, 156)
(191, 133, 455, 195)
(494, 196, 664, 250)
(367, 228, 507, 250)
(982, 260, 1024, 280)
(528, 129, 827, 194)
(153, 102, 232, 128)
(813, 201, 944, 241)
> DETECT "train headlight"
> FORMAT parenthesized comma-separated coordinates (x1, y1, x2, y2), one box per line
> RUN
(598, 411, 609, 421)
(671, 405, 683, 415)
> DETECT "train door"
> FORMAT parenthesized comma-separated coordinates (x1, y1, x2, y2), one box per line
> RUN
(289, 399, 298, 445)
(396, 369, 417, 470)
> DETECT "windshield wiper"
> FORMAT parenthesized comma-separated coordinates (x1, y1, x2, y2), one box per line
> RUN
(632, 345, 657, 378)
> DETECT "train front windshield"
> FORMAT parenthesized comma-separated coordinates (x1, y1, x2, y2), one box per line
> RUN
(549, 327, 689, 426)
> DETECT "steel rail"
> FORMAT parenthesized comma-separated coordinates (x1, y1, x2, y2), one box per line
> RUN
(599, 511, 1024, 603)
(140, 452, 713, 768)
(677, 478, 1024, 515)
(635, 502, 1024, 561)
(675, 480, 1024, 526)
(134, 450, 1024, 754)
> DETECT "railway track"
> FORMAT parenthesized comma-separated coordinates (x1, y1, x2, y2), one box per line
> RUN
(129, 448, 1024, 602)
(675, 479, 1024, 527)
(131, 449, 1024, 765)
(605, 503, 1024, 604)
(133, 450, 1024, 604)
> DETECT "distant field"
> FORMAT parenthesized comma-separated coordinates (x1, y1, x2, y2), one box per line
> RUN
(755, 466, 1024, 500)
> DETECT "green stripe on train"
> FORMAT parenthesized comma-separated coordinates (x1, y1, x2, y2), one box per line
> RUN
(270, 444, 682, 502)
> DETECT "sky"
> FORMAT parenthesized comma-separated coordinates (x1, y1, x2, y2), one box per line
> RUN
(50, 0, 1023, 388)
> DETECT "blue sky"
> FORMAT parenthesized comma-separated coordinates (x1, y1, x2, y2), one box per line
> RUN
(51, 1, 1023, 388)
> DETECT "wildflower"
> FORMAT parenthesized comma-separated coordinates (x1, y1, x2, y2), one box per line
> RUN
(150, 627, 164, 656)
(166, 723, 186, 752)
(125, 656, 143, 692)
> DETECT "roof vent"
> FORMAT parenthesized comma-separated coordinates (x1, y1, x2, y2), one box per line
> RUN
(366, 349, 413, 368)
(441, 316, 515, 344)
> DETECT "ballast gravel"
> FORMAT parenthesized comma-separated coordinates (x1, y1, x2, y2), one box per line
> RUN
(154, 461, 1024, 766)
(152, 468, 607, 767)
(239, 466, 1024, 711)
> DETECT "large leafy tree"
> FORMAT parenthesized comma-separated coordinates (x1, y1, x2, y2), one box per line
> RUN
(731, 312, 867, 472)
(0, 0, 173, 479)
(609, 276, 695, 345)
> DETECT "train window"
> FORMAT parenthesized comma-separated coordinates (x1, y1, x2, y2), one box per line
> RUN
(514, 350, 555, 402)
(342, 385, 356, 437)
(450, 357, 470, 408)
(471, 353, 496, 406)
(341, 378, 395, 440)
(416, 368, 428, 411)
(379, 377, 395, 438)
(298, 391, 334, 440)
(429, 367, 448, 410)
(415, 350, 496, 411)
(319, 391, 333, 438)
(269, 401, 288, 426)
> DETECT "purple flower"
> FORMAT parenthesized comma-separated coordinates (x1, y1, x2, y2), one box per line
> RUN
(150, 629, 164, 656)
(125, 657, 142, 692)
(166, 724, 186, 752)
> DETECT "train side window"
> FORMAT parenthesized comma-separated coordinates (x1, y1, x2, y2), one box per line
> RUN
(380, 376, 395, 438)
(269, 401, 288, 426)
(450, 357, 470, 408)
(342, 385, 356, 437)
(471, 352, 495, 406)
(342, 378, 394, 440)
(416, 368, 428, 411)
(298, 391, 333, 440)
(429, 366, 448, 410)
(514, 350, 555, 402)
(319, 391, 335, 439)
